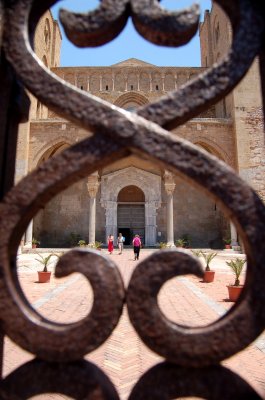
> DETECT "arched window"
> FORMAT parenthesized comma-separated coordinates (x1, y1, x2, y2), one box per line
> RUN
(44, 18, 51, 50)
(215, 22, 220, 45)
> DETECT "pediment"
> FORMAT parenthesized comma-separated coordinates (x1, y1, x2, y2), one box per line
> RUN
(111, 58, 155, 67)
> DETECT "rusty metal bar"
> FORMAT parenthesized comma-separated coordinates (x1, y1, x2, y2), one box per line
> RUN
(0, 0, 264, 398)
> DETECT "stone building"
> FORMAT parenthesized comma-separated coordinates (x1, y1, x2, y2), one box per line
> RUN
(17, 4, 265, 248)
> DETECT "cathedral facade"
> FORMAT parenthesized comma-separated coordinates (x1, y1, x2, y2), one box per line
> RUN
(17, 5, 265, 248)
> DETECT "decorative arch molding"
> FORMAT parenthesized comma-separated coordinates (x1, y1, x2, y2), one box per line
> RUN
(33, 138, 73, 169)
(100, 167, 161, 246)
(114, 92, 149, 108)
(193, 138, 232, 165)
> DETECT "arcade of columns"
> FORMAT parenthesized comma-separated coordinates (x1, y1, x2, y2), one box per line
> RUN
(23, 170, 238, 247)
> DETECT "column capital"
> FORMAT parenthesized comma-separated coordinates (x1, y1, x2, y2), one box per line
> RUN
(87, 172, 100, 198)
(164, 171, 176, 195)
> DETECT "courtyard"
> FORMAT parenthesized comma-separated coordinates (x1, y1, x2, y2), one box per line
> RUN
(2, 248, 265, 399)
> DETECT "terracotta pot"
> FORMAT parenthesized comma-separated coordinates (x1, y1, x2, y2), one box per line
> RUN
(32, 244, 37, 249)
(225, 244, 231, 249)
(227, 285, 243, 302)
(203, 270, 215, 283)
(38, 271, 51, 283)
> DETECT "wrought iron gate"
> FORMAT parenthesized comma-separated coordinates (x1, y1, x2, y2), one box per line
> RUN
(0, 0, 265, 398)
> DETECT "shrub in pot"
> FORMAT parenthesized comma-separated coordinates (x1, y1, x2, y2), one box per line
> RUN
(78, 239, 86, 247)
(88, 241, 103, 251)
(175, 238, 186, 248)
(223, 238, 232, 249)
(32, 238, 40, 249)
(226, 258, 246, 301)
(201, 251, 218, 283)
(35, 253, 58, 283)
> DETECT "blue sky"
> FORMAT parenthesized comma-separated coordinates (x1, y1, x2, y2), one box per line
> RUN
(51, 0, 212, 67)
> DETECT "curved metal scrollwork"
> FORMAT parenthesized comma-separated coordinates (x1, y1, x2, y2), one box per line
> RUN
(0, 359, 120, 399)
(0, 0, 265, 397)
(129, 362, 262, 399)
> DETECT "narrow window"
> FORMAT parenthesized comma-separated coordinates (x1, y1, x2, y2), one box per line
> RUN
(156, 85, 159, 90)
(106, 85, 109, 91)
(80, 86, 84, 90)
(131, 85, 133, 90)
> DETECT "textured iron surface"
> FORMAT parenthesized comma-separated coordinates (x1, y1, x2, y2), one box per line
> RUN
(60, 0, 200, 48)
(129, 362, 262, 399)
(0, 359, 120, 399)
(0, 0, 264, 397)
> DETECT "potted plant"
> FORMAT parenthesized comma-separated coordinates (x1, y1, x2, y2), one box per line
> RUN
(69, 232, 81, 247)
(32, 238, 40, 249)
(78, 239, 86, 247)
(223, 238, 232, 249)
(175, 238, 186, 248)
(181, 234, 191, 248)
(201, 251, 218, 283)
(94, 241, 102, 250)
(158, 242, 167, 249)
(226, 258, 246, 301)
(191, 249, 202, 257)
(88, 241, 103, 251)
(35, 253, 58, 283)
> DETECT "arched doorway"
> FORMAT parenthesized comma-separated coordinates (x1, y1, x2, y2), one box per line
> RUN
(100, 166, 161, 246)
(117, 185, 145, 245)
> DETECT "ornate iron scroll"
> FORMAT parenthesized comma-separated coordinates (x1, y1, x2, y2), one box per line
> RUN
(0, 0, 264, 398)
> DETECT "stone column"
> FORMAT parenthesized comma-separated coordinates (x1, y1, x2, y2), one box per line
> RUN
(112, 72, 115, 91)
(145, 201, 160, 246)
(24, 220, 33, 248)
(174, 74, 178, 89)
(87, 173, 100, 244)
(104, 201, 118, 243)
(164, 171, 176, 247)
(162, 74, 165, 91)
(230, 222, 238, 246)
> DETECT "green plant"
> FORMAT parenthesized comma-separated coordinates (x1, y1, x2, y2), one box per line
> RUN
(223, 238, 231, 245)
(78, 240, 86, 247)
(200, 252, 218, 271)
(226, 258, 246, 286)
(191, 249, 202, 257)
(158, 242, 167, 249)
(32, 238, 40, 245)
(69, 232, 82, 247)
(181, 234, 191, 248)
(35, 253, 59, 272)
(175, 238, 186, 247)
(88, 241, 103, 249)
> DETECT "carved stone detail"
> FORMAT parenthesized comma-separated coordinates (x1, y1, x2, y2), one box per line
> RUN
(87, 172, 100, 198)
(101, 167, 161, 245)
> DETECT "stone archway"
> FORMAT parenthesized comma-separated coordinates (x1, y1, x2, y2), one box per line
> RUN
(100, 167, 161, 246)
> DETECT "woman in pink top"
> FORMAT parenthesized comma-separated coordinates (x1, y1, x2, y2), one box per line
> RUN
(132, 234, 141, 260)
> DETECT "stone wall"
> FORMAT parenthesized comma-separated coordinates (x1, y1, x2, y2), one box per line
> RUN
(15, 11, 62, 184)
(200, 3, 265, 202)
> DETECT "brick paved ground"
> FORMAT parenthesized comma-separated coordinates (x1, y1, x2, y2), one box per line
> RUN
(2, 248, 265, 399)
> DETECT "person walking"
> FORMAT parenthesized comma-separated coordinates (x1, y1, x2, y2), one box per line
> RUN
(117, 233, 124, 254)
(132, 234, 141, 260)
(107, 234, 114, 254)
